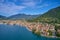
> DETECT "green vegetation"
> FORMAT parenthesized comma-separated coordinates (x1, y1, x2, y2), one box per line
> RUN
(48, 30, 53, 36)
(31, 6, 60, 37)
(55, 24, 60, 37)
(32, 27, 36, 33)
(35, 31, 41, 36)
(55, 25, 60, 30)
(32, 27, 41, 36)
(56, 32, 60, 37)
(28, 6, 60, 23)
(37, 8, 59, 24)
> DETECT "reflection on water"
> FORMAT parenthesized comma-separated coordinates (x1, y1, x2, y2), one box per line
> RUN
(0, 24, 60, 40)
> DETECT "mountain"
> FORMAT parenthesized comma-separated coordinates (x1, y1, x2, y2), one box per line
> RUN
(32, 6, 60, 23)
(31, 6, 60, 37)
(0, 15, 7, 20)
(8, 14, 39, 20)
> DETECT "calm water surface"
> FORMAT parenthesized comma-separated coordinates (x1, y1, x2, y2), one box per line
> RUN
(0, 24, 60, 40)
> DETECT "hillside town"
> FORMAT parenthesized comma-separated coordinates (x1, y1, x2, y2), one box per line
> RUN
(0, 20, 57, 37)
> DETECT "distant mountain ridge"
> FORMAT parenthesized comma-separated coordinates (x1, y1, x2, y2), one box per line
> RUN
(0, 15, 7, 19)
(8, 14, 39, 20)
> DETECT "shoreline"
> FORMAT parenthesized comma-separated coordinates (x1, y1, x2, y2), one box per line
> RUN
(26, 26, 32, 31)
(0, 22, 60, 38)
(25, 25, 60, 38)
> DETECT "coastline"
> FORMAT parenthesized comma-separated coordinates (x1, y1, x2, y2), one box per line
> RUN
(0, 23, 60, 38)
(25, 25, 60, 38)
(26, 26, 32, 31)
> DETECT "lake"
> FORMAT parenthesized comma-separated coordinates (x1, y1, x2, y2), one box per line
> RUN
(0, 24, 60, 40)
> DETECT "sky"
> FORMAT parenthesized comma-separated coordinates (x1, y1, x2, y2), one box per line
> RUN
(0, 0, 60, 16)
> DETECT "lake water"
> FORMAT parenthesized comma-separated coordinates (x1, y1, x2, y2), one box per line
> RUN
(0, 24, 60, 40)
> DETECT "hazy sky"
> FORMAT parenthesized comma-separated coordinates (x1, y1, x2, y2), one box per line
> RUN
(0, 0, 60, 16)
